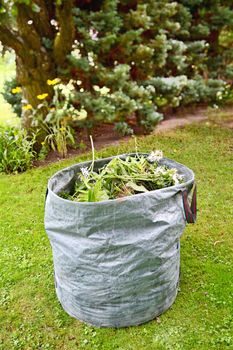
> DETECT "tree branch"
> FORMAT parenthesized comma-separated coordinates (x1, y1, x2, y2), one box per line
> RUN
(16, 4, 43, 51)
(0, 25, 23, 53)
(17, 0, 55, 40)
(53, 0, 75, 66)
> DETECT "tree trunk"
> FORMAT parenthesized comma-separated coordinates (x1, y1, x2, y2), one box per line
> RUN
(208, 29, 220, 56)
(16, 52, 56, 128)
(14, 2, 55, 128)
(0, 0, 75, 130)
(18, 1, 74, 129)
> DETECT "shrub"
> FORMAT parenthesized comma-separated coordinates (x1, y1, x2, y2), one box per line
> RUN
(55, 1, 228, 133)
(114, 122, 134, 136)
(18, 1, 232, 137)
(0, 126, 35, 174)
(2, 1, 233, 135)
(143, 76, 229, 107)
(1, 78, 22, 118)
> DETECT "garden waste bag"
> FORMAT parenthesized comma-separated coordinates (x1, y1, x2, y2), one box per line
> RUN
(44, 154, 196, 327)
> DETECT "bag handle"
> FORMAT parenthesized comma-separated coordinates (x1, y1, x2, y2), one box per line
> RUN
(45, 188, 48, 205)
(182, 184, 197, 224)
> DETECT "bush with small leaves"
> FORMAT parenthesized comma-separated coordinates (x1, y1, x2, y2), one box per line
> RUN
(114, 122, 133, 136)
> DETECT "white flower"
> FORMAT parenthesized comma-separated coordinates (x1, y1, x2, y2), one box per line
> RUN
(154, 166, 167, 175)
(72, 108, 87, 121)
(71, 48, 81, 60)
(147, 150, 163, 162)
(78, 108, 87, 120)
(93, 85, 100, 92)
(80, 167, 89, 178)
(89, 28, 99, 41)
(100, 87, 110, 96)
(50, 19, 58, 30)
(146, 85, 155, 93)
(77, 80, 82, 85)
(57, 81, 75, 98)
(93, 85, 110, 96)
(172, 171, 183, 185)
(216, 91, 223, 100)
(88, 52, 95, 66)
(50, 19, 58, 27)
(169, 168, 183, 185)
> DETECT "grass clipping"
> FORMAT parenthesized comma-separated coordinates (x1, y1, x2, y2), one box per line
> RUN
(59, 149, 183, 203)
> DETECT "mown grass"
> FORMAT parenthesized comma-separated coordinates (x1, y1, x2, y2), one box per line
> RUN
(0, 122, 232, 350)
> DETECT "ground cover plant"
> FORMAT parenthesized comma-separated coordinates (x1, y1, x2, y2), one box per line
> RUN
(0, 120, 232, 349)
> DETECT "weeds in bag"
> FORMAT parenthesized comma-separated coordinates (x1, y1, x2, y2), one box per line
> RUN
(59, 138, 184, 202)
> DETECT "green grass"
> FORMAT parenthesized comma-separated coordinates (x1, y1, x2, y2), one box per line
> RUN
(0, 122, 232, 350)
(0, 53, 19, 126)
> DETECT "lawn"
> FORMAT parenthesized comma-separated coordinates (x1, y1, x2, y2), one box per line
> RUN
(0, 122, 232, 350)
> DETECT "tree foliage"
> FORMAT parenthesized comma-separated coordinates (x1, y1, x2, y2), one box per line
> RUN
(0, 0, 232, 135)
(182, 0, 233, 79)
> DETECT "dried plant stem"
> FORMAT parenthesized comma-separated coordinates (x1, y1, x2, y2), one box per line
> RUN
(89, 135, 95, 172)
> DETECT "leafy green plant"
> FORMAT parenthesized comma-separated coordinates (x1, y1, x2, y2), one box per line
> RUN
(32, 81, 79, 157)
(59, 150, 183, 202)
(114, 122, 133, 136)
(0, 126, 35, 174)
(1, 77, 22, 117)
(42, 123, 75, 158)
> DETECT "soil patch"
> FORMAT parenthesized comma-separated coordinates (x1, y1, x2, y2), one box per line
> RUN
(33, 106, 233, 168)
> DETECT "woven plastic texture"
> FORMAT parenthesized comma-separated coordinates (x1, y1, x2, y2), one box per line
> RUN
(44, 154, 195, 327)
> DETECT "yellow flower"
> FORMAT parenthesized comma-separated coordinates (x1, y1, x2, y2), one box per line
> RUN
(59, 127, 66, 132)
(47, 78, 61, 86)
(37, 93, 48, 100)
(22, 104, 32, 111)
(11, 86, 22, 94)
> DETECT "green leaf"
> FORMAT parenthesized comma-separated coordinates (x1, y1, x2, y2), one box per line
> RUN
(11, 5, 18, 17)
(126, 181, 148, 193)
(0, 6, 6, 14)
(31, 3, 41, 13)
